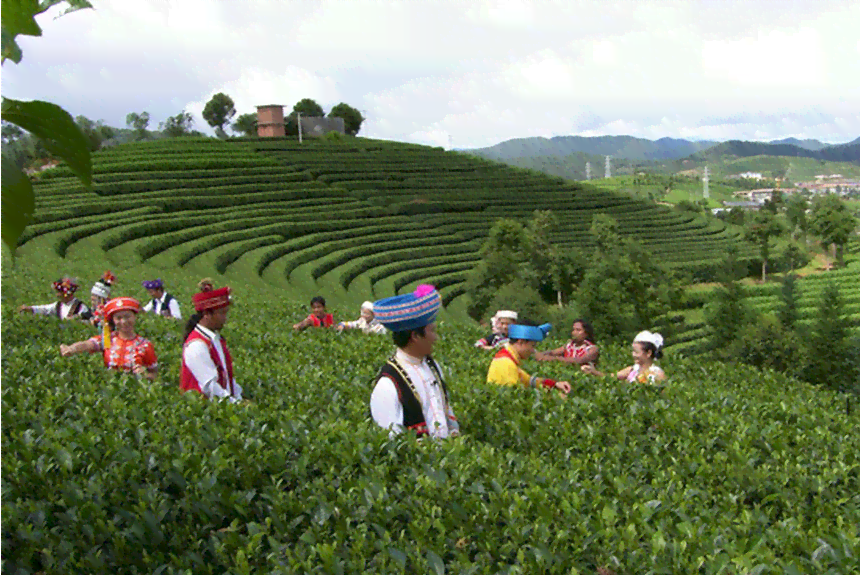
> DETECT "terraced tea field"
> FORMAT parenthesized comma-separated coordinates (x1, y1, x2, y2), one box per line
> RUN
(666, 238, 860, 355)
(21, 136, 758, 316)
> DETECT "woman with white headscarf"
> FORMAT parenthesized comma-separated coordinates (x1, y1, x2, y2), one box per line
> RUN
(581, 330, 667, 385)
(474, 310, 517, 350)
(337, 301, 386, 334)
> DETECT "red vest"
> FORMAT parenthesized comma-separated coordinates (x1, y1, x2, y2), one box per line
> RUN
(180, 327, 235, 397)
(308, 313, 334, 327)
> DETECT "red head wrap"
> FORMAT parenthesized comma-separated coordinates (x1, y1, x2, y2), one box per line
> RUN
(192, 280, 231, 312)
(103, 297, 142, 322)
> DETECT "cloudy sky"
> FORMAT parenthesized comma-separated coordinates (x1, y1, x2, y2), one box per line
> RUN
(4, 0, 859, 149)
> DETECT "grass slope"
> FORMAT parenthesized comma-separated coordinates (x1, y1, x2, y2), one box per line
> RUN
(18, 136, 758, 316)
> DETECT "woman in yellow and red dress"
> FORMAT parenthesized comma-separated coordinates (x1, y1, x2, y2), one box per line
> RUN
(60, 297, 158, 380)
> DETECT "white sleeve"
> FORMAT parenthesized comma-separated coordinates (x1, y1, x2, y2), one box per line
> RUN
(184, 340, 230, 399)
(370, 376, 404, 437)
(142, 300, 153, 312)
(169, 298, 182, 319)
(31, 303, 55, 316)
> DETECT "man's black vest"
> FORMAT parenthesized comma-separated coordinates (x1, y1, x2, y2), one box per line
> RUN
(373, 354, 451, 437)
(151, 293, 175, 317)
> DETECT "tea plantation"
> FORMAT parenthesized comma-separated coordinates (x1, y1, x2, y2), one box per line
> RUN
(3, 137, 858, 574)
(20, 136, 757, 313)
(666, 238, 860, 356)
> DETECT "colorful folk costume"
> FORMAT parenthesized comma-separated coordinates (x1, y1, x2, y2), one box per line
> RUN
(339, 301, 386, 334)
(180, 283, 242, 403)
(28, 277, 90, 319)
(82, 271, 116, 328)
(487, 323, 559, 389)
(142, 278, 182, 319)
(474, 309, 518, 349)
(370, 285, 460, 439)
(306, 312, 334, 328)
(85, 297, 158, 374)
(628, 331, 666, 385)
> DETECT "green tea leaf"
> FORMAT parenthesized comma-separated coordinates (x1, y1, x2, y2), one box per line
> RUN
(426, 550, 445, 575)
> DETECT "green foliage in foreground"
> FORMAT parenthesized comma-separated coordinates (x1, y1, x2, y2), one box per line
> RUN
(3, 292, 859, 573)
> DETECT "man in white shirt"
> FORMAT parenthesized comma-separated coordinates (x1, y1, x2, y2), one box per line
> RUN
(179, 281, 242, 403)
(19, 277, 90, 320)
(141, 278, 182, 319)
(370, 284, 459, 439)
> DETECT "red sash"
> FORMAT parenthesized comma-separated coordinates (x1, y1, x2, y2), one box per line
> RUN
(180, 328, 235, 397)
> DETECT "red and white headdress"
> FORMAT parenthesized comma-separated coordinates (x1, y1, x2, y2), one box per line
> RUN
(192, 278, 231, 312)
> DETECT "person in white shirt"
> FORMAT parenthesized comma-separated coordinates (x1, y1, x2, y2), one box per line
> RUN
(370, 284, 460, 439)
(179, 279, 243, 403)
(336, 301, 386, 335)
(141, 278, 182, 319)
(19, 277, 90, 320)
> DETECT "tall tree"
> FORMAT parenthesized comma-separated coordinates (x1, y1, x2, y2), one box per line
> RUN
(75, 115, 115, 151)
(744, 209, 785, 282)
(159, 111, 194, 138)
(808, 194, 857, 267)
(777, 273, 800, 330)
(292, 98, 324, 117)
(232, 113, 257, 137)
(785, 194, 808, 243)
(803, 283, 857, 392)
(125, 112, 150, 141)
(577, 215, 680, 339)
(328, 103, 364, 136)
(202, 93, 236, 134)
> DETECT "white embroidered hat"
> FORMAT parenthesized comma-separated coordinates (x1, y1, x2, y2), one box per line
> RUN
(494, 310, 518, 321)
(634, 330, 664, 349)
(361, 301, 374, 311)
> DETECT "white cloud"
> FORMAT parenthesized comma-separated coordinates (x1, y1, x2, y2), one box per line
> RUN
(702, 28, 826, 87)
(3, 0, 858, 148)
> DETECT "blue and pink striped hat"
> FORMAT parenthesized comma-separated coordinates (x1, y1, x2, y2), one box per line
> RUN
(373, 284, 442, 332)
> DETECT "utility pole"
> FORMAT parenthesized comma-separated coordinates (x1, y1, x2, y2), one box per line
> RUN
(298, 112, 302, 144)
(586, 161, 591, 180)
(703, 165, 709, 199)
(605, 155, 611, 178)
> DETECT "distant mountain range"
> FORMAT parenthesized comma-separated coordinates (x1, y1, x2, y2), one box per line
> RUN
(688, 140, 860, 164)
(464, 135, 859, 164)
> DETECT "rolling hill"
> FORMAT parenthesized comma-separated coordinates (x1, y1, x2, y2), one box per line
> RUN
(687, 140, 860, 164)
(466, 135, 718, 162)
(16, 136, 758, 318)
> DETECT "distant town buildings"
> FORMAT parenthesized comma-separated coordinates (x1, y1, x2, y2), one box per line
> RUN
(726, 172, 764, 180)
